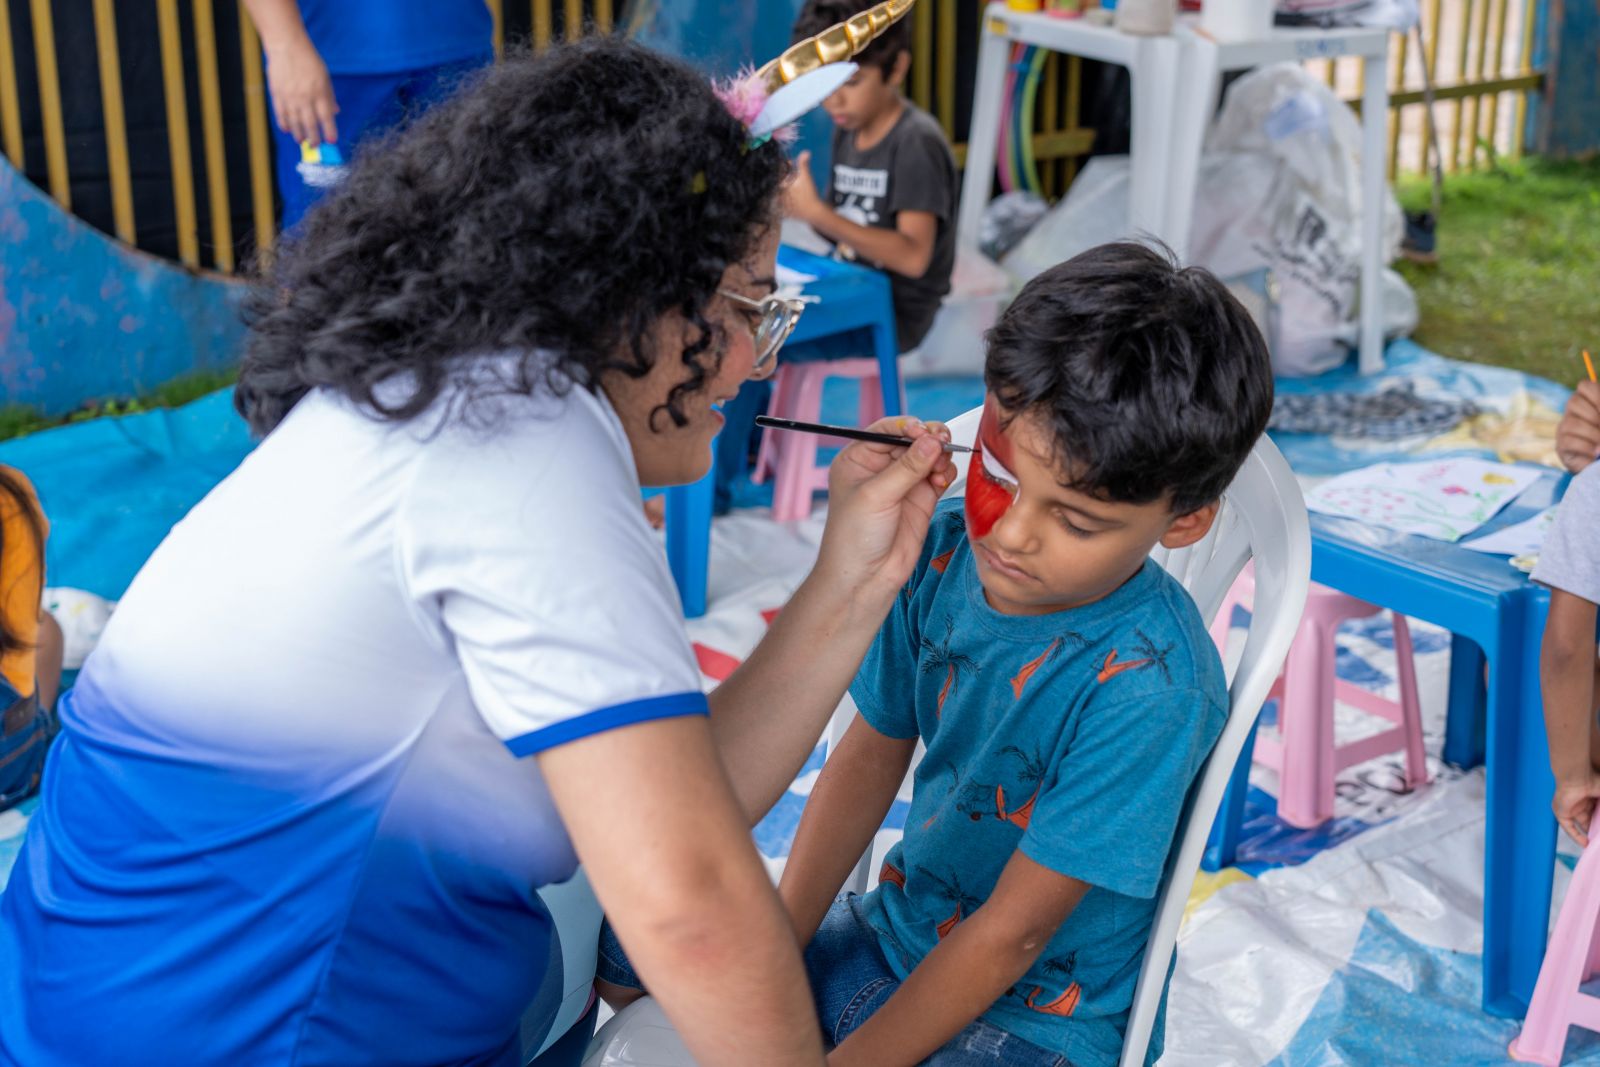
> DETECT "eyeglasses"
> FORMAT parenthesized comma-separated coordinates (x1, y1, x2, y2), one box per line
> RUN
(719, 290, 807, 379)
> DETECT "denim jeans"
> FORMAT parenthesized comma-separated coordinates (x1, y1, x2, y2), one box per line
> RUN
(596, 894, 1074, 1066)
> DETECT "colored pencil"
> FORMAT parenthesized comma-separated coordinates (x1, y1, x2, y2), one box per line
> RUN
(755, 415, 973, 453)
(1584, 349, 1596, 383)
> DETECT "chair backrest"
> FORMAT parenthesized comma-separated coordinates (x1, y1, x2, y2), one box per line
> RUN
(892, 405, 1311, 1067)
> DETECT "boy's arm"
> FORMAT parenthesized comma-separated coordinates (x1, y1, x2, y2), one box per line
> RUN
(1542, 587, 1600, 845)
(827, 851, 1090, 1067)
(786, 150, 938, 280)
(780, 714, 917, 944)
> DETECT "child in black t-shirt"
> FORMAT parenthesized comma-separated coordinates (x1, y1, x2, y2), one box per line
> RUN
(783, 0, 958, 354)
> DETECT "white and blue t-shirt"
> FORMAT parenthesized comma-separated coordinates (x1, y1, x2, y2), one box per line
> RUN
(0, 372, 706, 1066)
(851, 502, 1228, 1067)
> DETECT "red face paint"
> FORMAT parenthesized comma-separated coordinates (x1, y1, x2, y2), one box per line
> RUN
(964, 398, 1019, 540)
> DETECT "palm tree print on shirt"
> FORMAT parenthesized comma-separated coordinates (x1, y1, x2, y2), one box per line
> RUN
(919, 760, 966, 830)
(1009, 632, 1084, 699)
(929, 513, 966, 574)
(920, 618, 976, 718)
(953, 745, 1047, 829)
(1012, 952, 1081, 1017)
(1096, 627, 1175, 685)
(993, 744, 1048, 828)
(916, 866, 983, 939)
(880, 860, 906, 889)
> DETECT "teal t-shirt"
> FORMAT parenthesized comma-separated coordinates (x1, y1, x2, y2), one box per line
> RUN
(849, 501, 1227, 1067)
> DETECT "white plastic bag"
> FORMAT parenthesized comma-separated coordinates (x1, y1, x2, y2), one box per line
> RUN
(1000, 156, 1141, 285)
(1001, 64, 1406, 377)
(1192, 62, 1404, 375)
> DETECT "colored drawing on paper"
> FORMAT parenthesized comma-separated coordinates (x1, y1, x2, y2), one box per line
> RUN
(1459, 505, 1558, 557)
(1304, 459, 1541, 542)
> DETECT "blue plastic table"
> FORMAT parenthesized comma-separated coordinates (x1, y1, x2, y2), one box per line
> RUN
(1267, 473, 1568, 1017)
(664, 246, 901, 619)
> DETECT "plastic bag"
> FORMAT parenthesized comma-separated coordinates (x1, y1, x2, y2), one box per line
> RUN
(1002, 63, 1406, 377)
(1193, 62, 1405, 375)
(1000, 156, 1141, 284)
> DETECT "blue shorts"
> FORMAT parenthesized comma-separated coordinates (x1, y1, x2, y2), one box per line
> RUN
(596, 894, 1075, 1066)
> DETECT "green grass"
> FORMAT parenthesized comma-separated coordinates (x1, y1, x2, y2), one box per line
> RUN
(1395, 156, 1600, 389)
(0, 366, 238, 444)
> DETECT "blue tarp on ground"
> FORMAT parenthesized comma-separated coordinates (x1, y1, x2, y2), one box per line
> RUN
(0, 390, 254, 600)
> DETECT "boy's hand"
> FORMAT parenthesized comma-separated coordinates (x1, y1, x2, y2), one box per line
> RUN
(784, 151, 828, 227)
(1553, 770, 1600, 846)
(1556, 380, 1600, 474)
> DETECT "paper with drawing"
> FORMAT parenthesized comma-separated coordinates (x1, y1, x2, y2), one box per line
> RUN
(1305, 459, 1541, 541)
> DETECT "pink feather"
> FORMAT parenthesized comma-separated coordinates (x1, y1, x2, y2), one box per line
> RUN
(713, 67, 770, 129)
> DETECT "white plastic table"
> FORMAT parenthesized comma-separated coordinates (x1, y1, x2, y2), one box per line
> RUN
(957, 4, 1392, 374)
(957, 5, 1180, 252)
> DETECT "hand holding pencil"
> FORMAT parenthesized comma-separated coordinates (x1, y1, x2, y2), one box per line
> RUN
(1556, 350, 1600, 475)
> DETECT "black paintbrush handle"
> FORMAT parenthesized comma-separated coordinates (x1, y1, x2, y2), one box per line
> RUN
(755, 416, 972, 453)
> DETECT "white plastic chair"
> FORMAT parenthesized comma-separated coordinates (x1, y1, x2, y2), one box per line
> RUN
(584, 406, 1311, 1067)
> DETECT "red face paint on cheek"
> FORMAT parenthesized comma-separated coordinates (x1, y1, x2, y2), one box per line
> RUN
(964, 400, 1018, 540)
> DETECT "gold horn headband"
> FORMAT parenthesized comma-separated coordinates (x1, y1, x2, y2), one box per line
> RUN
(756, 0, 917, 93)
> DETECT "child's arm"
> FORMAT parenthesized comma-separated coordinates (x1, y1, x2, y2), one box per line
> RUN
(1542, 587, 1600, 845)
(786, 150, 938, 280)
(827, 851, 1089, 1067)
(780, 714, 917, 945)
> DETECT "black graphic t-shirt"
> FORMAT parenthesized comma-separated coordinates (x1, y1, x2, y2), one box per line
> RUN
(827, 103, 957, 352)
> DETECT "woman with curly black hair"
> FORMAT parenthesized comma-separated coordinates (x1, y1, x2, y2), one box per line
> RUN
(0, 36, 953, 1067)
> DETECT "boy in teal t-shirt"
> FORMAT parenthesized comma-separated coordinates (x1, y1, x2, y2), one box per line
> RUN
(596, 243, 1274, 1065)
(776, 243, 1275, 1066)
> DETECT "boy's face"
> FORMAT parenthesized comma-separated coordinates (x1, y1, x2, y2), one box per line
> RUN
(964, 397, 1219, 617)
(822, 55, 908, 132)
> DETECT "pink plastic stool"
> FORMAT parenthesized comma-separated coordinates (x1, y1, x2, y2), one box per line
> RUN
(1511, 843, 1600, 1065)
(753, 357, 885, 522)
(1213, 568, 1430, 829)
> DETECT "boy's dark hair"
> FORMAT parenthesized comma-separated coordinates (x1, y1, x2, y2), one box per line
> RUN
(791, 0, 912, 76)
(237, 37, 787, 437)
(984, 242, 1274, 515)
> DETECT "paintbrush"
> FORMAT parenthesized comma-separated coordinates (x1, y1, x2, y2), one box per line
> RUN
(755, 415, 973, 453)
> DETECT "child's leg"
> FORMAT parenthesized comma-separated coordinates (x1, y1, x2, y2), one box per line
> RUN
(804, 895, 901, 1048)
(922, 1020, 1069, 1066)
(593, 920, 648, 1011)
(36, 610, 62, 713)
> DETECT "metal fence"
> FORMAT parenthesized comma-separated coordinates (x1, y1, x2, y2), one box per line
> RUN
(0, 0, 1549, 275)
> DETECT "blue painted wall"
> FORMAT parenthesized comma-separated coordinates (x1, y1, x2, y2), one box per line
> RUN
(0, 160, 249, 416)
(1535, 0, 1600, 157)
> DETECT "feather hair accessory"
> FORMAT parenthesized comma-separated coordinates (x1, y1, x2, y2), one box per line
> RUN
(711, 0, 919, 149)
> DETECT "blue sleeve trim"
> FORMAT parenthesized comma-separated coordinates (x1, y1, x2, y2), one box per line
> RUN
(504, 691, 710, 758)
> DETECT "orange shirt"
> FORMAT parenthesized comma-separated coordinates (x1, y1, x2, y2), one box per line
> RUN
(0, 469, 47, 698)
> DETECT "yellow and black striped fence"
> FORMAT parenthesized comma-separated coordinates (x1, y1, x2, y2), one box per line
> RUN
(0, 0, 1556, 275)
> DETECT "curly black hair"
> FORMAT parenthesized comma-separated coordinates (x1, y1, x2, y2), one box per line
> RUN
(984, 242, 1274, 515)
(236, 37, 789, 436)
(791, 0, 912, 75)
